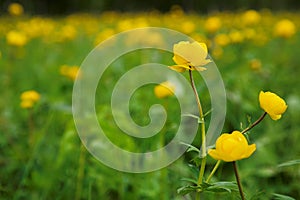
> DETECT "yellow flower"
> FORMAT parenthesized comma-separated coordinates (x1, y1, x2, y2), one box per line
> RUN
(204, 17, 222, 33)
(168, 41, 211, 72)
(214, 33, 230, 46)
(208, 131, 256, 162)
(20, 90, 41, 109)
(242, 10, 261, 26)
(274, 19, 296, 38)
(249, 59, 262, 71)
(8, 3, 24, 16)
(259, 91, 288, 120)
(154, 81, 175, 99)
(6, 31, 28, 47)
(60, 65, 80, 81)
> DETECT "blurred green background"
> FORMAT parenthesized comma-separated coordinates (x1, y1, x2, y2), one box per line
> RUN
(1, 0, 300, 199)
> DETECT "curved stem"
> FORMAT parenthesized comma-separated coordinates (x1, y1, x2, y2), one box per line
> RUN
(233, 161, 245, 200)
(206, 160, 221, 183)
(188, 70, 206, 200)
(241, 112, 267, 134)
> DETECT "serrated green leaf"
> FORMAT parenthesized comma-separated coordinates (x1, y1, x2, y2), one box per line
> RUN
(177, 185, 200, 195)
(181, 177, 198, 185)
(277, 159, 300, 168)
(272, 193, 296, 200)
(180, 142, 200, 153)
(202, 181, 238, 193)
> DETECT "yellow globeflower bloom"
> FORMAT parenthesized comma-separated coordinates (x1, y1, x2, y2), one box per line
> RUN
(204, 17, 222, 34)
(259, 91, 287, 120)
(6, 31, 28, 47)
(242, 10, 261, 25)
(8, 3, 24, 16)
(169, 41, 211, 72)
(214, 33, 230, 46)
(208, 131, 256, 162)
(60, 65, 80, 81)
(20, 90, 41, 109)
(154, 81, 175, 99)
(274, 19, 296, 38)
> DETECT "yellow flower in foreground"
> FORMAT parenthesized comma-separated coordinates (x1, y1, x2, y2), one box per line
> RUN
(259, 91, 287, 120)
(169, 41, 211, 72)
(20, 90, 41, 109)
(208, 131, 256, 162)
(154, 81, 175, 99)
(8, 3, 24, 16)
(274, 19, 296, 38)
(6, 31, 28, 47)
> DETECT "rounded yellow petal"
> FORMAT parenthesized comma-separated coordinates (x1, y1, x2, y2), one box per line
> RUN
(259, 91, 288, 120)
(154, 81, 175, 99)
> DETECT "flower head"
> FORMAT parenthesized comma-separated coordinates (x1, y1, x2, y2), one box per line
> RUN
(8, 3, 24, 16)
(274, 19, 296, 38)
(208, 131, 256, 162)
(204, 17, 222, 33)
(168, 41, 211, 72)
(242, 10, 261, 26)
(6, 31, 28, 47)
(154, 81, 175, 99)
(259, 91, 287, 120)
(60, 65, 80, 81)
(20, 90, 41, 109)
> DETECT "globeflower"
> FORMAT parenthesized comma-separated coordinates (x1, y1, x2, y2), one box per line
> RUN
(60, 65, 80, 81)
(208, 131, 256, 162)
(274, 19, 296, 38)
(168, 41, 211, 72)
(259, 91, 287, 120)
(242, 10, 261, 26)
(20, 90, 41, 109)
(8, 2, 24, 16)
(204, 17, 222, 34)
(154, 81, 175, 99)
(6, 31, 28, 47)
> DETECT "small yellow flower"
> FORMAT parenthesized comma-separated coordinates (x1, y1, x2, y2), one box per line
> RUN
(154, 81, 175, 99)
(204, 17, 222, 33)
(208, 131, 256, 162)
(242, 10, 261, 26)
(8, 3, 24, 16)
(259, 91, 288, 120)
(6, 31, 28, 47)
(214, 33, 230, 46)
(168, 41, 211, 72)
(20, 90, 41, 109)
(60, 65, 80, 81)
(274, 19, 296, 38)
(249, 59, 262, 71)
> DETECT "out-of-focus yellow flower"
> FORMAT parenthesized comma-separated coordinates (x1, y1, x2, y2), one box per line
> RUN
(242, 10, 261, 25)
(60, 65, 80, 81)
(229, 30, 244, 43)
(204, 17, 221, 34)
(169, 41, 211, 72)
(20, 90, 41, 109)
(249, 59, 262, 71)
(6, 31, 28, 47)
(94, 28, 115, 45)
(214, 33, 230, 46)
(8, 3, 24, 16)
(60, 25, 77, 40)
(208, 131, 256, 162)
(259, 91, 287, 120)
(274, 19, 296, 38)
(154, 81, 175, 99)
(181, 21, 195, 34)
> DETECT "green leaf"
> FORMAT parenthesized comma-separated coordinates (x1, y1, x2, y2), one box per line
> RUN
(202, 181, 238, 193)
(180, 142, 200, 153)
(277, 159, 300, 168)
(180, 177, 198, 185)
(177, 185, 200, 195)
(272, 193, 296, 200)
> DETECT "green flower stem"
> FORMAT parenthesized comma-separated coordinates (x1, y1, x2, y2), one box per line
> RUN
(206, 160, 221, 183)
(233, 161, 245, 200)
(188, 69, 206, 200)
(241, 112, 267, 134)
(75, 143, 86, 200)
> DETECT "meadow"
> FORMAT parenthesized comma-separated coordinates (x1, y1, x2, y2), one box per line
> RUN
(1, 5, 300, 199)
